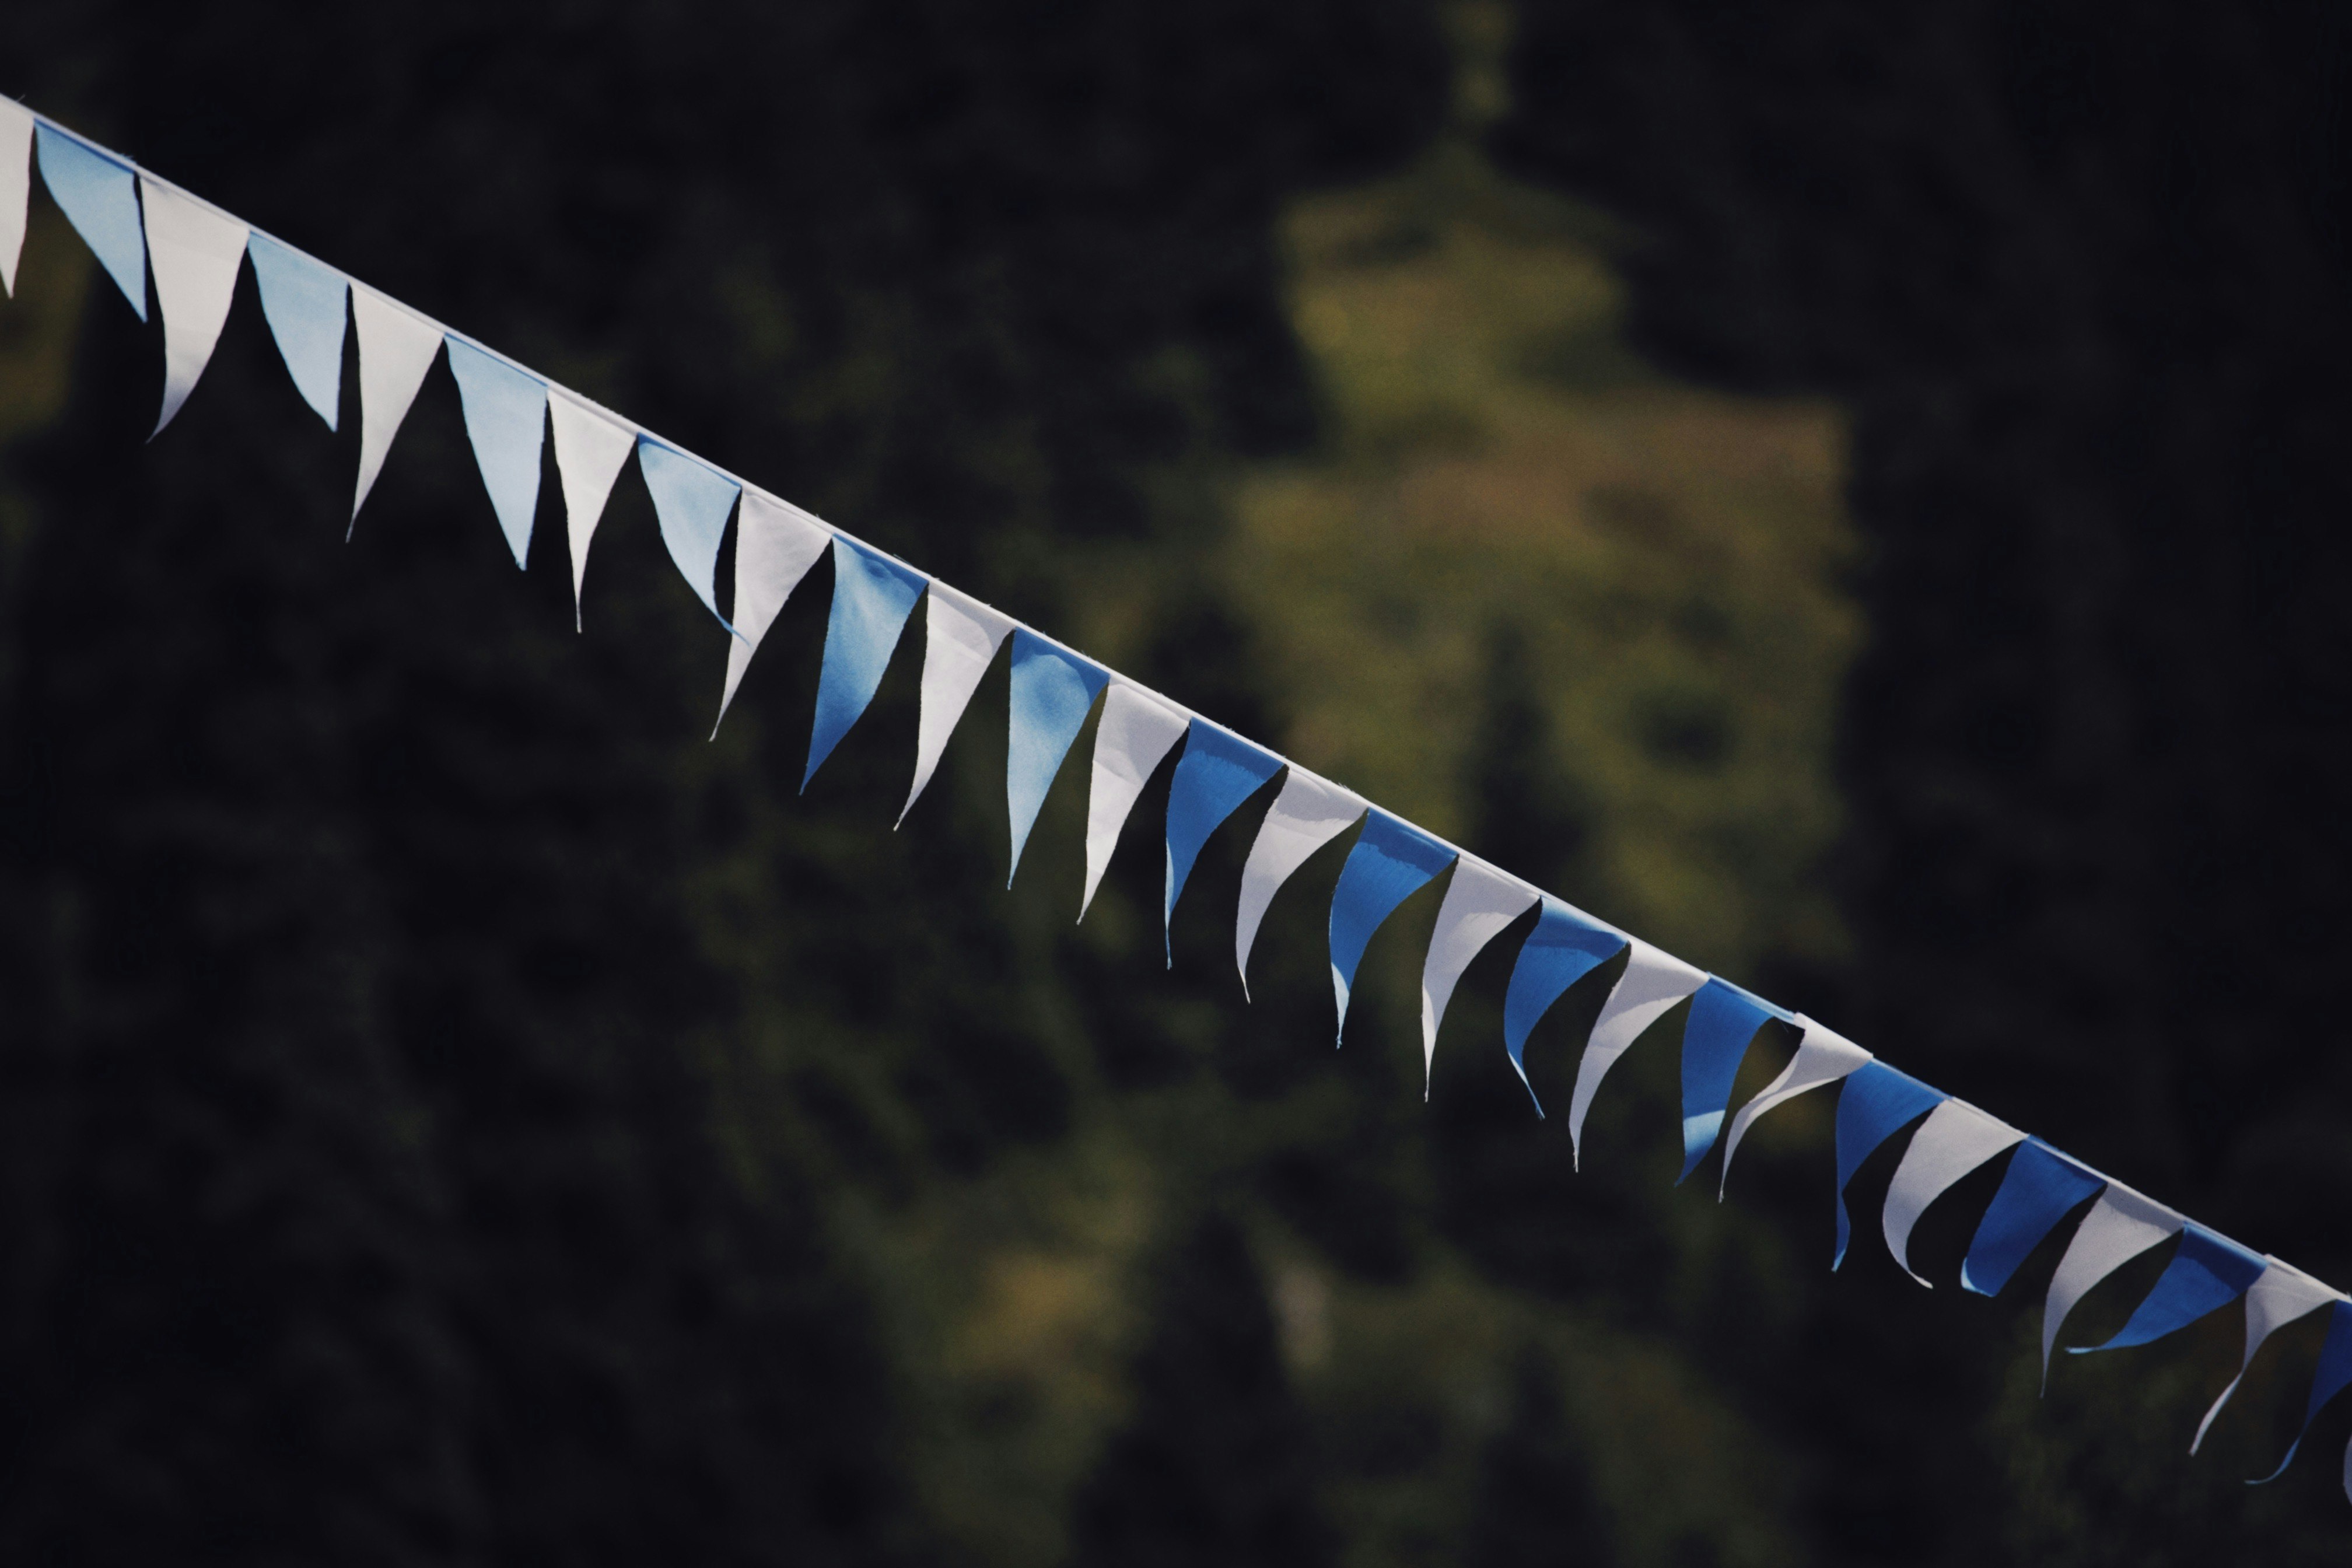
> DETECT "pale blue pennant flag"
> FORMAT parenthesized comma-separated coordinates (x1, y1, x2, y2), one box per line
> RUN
(806, 536, 927, 789)
(1830, 1061, 1947, 1266)
(2249, 1300, 2352, 1492)
(1328, 811, 1457, 1044)
(636, 437, 740, 625)
(35, 123, 145, 318)
(1499, 897, 1626, 1114)
(1163, 720, 1284, 962)
(1960, 1138, 2104, 1297)
(2072, 1223, 2263, 1353)
(1678, 978, 1793, 1184)
(1006, 629, 1109, 883)
(444, 338, 547, 568)
(246, 233, 347, 429)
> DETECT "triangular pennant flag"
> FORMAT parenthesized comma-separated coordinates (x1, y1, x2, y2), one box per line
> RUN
(1328, 811, 1457, 1044)
(1830, 1062, 1947, 1266)
(2249, 1300, 2352, 1489)
(1716, 1015, 1871, 1191)
(1500, 898, 1627, 1112)
(2041, 1185, 2183, 1384)
(34, 123, 145, 319)
(0, 100, 30, 296)
(1565, 939, 1705, 1166)
(139, 177, 248, 435)
(1164, 720, 1285, 959)
(806, 536, 927, 789)
(901, 583, 1016, 825)
(1677, 978, 1791, 1183)
(349, 286, 444, 527)
(2075, 1223, 2263, 1356)
(443, 338, 547, 568)
(246, 233, 347, 429)
(2191, 1259, 2337, 1455)
(635, 437, 741, 625)
(1235, 769, 1366, 997)
(1006, 631, 1110, 882)
(1882, 1100, 2024, 1286)
(545, 390, 636, 628)
(1961, 1138, 2105, 1297)
(716, 490, 832, 732)
(1419, 858, 1539, 1094)
(1079, 681, 1189, 916)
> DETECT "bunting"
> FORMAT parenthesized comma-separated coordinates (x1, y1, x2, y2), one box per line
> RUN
(11, 99, 2350, 1509)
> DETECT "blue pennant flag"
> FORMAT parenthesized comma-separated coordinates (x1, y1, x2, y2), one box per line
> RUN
(1832, 1062, 1947, 1266)
(2252, 1301, 2352, 1489)
(35, 124, 145, 320)
(1678, 978, 1790, 1184)
(1328, 810, 1456, 1043)
(246, 233, 346, 429)
(636, 438, 741, 625)
(807, 536, 927, 789)
(1500, 898, 1626, 1110)
(2074, 1223, 2263, 1354)
(1961, 1138, 2105, 1296)
(1163, 720, 1284, 961)
(444, 339, 548, 569)
(1006, 630, 1110, 883)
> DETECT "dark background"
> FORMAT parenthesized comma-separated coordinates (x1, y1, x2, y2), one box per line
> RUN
(0, 1, 2347, 1564)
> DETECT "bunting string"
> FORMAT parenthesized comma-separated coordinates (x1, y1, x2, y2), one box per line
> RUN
(6, 97, 2348, 1503)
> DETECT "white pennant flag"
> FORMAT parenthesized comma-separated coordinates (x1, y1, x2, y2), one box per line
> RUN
(2192, 1260, 2340, 1454)
(1717, 1014, 1871, 1191)
(1566, 940, 1706, 1166)
(1420, 858, 1539, 1091)
(1235, 768, 1366, 998)
(139, 177, 249, 435)
(350, 285, 445, 527)
(1882, 1100, 2025, 1286)
(1079, 681, 1189, 917)
(898, 582, 1015, 825)
(547, 388, 637, 628)
(715, 489, 832, 732)
(2041, 1184, 2182, 1384)
(0, 99, 32, 296)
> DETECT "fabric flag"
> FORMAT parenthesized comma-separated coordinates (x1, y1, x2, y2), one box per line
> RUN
(1077, 681, 1189, 917)
(1961, 1138, 2106, 1297)
(1328, 811, 1457, 1044)
(2074, 1223, 2263, 1354)
(2191, 1259, 2340, 1455)
(349, 286, 444, 527)
(1566, 939, 1706, 1164)
(636, 437, 741, 626)
(246, 233, 347, 429)
(1677, 978, 1792, 1184)
(1882, 1101, 2025, 1286)
(2039, 1184, 2184, 1383)
(1235, 769, 1366, 998)
(900, 583, 1016, 825)
(806, 535, 927, 789)
(1831, 1062, 1947, 1267)
(35, 123, 145, 319)
(139, 178, 248, 435)
(716, 490, 832, 732)
(546, 389, 636, 627)
(443, 338, 547, 568)
(2249, 1301, 2352, 1490)
(1500, 898, 1628, 1114)
(0, 99, 30, 295)
(1420, 858, 1539, 1093)
(1716, 1015, 1872, 1191)
(1164, 720, 1285, 960)
(1006, 630, 1109, 883)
